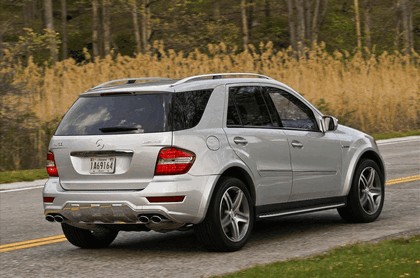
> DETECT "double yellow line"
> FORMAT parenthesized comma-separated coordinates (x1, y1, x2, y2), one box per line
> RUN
(0, 175, 419, 254)
(0, 235, 66, 253)
(386, 175, 420, 186)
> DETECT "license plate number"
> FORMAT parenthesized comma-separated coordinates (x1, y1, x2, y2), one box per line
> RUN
(89, 157, 116, 174)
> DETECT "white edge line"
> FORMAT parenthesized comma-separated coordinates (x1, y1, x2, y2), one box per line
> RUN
(0, 186, 44, 193)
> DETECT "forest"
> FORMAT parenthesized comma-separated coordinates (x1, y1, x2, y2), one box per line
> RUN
(0, 0, 419, 171)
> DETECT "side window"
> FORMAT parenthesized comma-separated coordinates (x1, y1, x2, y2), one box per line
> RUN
(172, 89, 213, 131)
(265, 87, 318, 131)
(227, 86, 276, 127)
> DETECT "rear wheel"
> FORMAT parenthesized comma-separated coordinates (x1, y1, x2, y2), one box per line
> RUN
(338, 159, 384, 223)
(195, 177, 254, 252)
(61, 223, 118, 248)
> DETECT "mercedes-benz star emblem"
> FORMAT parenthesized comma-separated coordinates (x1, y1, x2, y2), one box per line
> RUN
(96, 139, 105, 150)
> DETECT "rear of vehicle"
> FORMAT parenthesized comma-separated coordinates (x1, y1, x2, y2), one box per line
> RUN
(43, 82, 219, 247)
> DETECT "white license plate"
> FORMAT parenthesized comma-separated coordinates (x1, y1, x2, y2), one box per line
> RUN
(89, 157, 116, 174)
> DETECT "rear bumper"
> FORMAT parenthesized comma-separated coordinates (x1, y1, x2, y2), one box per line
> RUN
(43, 174, 218, 226)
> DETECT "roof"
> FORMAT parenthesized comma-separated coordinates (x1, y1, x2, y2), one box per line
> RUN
(82, 73, 286, 96)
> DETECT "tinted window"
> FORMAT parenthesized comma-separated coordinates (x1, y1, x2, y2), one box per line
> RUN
(172, 89, 213, 130)
(227, 86, 274, 127)
(265, 87, 318, 131)
(55, 94, 170, 135)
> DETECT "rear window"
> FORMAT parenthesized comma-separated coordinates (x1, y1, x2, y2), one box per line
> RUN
(55, 89, 213, 136)
(55, 94, 171, 135)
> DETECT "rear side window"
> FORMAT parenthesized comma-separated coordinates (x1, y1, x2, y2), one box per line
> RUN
(227, 86, 275, 127)
(55, 94, 170, 135)
(171, 89, 213, 131)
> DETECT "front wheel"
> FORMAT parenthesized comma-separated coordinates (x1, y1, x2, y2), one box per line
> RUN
(61, 223, 118, 248)
(195, 177, 254, 252)
(338, 159, 384, 223)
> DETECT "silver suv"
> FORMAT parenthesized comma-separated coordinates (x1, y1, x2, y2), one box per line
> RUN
(44, 73, 385, 251)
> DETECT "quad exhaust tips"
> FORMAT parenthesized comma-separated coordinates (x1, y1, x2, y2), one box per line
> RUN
(138, 215, 149, 224)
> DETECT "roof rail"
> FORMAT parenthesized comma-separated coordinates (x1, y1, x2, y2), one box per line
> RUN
(170, 73, 272, 87)
(91, 77, 173, 90)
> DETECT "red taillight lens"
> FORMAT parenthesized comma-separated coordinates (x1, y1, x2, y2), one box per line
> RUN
(46, 151, 59, 177)
(154, 147, 195, 175)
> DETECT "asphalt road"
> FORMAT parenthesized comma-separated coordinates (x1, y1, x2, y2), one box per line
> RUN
(0, 137, 419, 278)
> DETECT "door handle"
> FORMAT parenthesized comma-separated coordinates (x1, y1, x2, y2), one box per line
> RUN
(291, 140, 303, 148)
(233, 137, 248, 145)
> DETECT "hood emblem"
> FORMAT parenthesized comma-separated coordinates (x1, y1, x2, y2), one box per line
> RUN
(96, 139, 105, 150)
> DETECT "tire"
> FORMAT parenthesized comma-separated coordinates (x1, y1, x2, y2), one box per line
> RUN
(338, 159, 384, 223)
(61, 223, 118, 249)
(195, 177, 254, 252)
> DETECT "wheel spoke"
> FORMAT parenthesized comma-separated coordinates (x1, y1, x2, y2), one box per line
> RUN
(359, 174, 368, 189)
(232, 191, 244, 212)
(366, 168, 376, 188)
(366, 192, 376, 212)
(370, 187, 382, 197)
(235, 211, 249, 224)
(231, 219, 240, 241)
(360, 191, 368, 206)
(221, 214, 231, 230)
(222, 192, 233, 211)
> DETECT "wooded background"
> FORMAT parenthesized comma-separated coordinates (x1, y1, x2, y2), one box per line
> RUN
(0, 0, 418, 62)
(0, 0, 418, 171)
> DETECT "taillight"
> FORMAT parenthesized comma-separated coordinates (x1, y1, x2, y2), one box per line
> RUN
(155, 147, 195, 175)
(46, 151, 59, 177)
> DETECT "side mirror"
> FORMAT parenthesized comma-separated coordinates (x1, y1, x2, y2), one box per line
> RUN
(322, 116, 338, 132)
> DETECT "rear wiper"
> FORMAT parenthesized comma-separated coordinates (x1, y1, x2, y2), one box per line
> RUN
(99, 126, 139, 132)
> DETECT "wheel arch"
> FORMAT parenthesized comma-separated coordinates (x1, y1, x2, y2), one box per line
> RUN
(342, 149, 386, 196)
(219, 166, 256, 206)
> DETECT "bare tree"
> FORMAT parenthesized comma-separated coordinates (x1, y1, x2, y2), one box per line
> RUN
(61, 0, 68, 59)
(140, 0, 151, 52)
(102, 0, 111, 56)
(92, 0, 100, 57)
(354, 0, 362, 50)
(241, 0, 249, 50)
(286, 0, 297, 51)
(362, 0, 372, 50)
(286, 0, 328, 54)
(43, 0, 58, 62)
(130, 0, 141, 54)
(395, 0, 414, 54)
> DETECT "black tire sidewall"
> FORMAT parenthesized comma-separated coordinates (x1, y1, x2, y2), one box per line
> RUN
(348, 159, 385, 222)
(207, 177, 254, 251)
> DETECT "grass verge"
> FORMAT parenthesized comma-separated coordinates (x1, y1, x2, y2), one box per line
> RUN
(221, 235, 420, 278)
(0, 169, 47, 184)
(373, 130, 420, 140)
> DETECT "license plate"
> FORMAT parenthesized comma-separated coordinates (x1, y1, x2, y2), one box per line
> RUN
(89, 157, 116, 174)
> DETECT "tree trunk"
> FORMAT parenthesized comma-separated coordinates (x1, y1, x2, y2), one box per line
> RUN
(286, 0, 297, 52)
(362, 0, 372, 50)
(295, 0, 306, 53)
(140, 0, 151, 52)
(102, 0, 111, 56)
(43, 0, 58, 63)
(304, 0, 312, 44)
(92, 0, 100, 57)
(264, 0, 270, 18)
(400, 0, 413, 53)
(130, 0, 141, 54)
(241, 0, 249, 50)
(311, 0, 321, 46)
(61, 0, 68, 60)
(353, 0, 362, 50)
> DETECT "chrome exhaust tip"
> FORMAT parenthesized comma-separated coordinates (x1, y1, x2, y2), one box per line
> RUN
(138, 215, 150, 224)
(45, 215, 55, 222)
(54, 215, 64, 223)
(150, 215, 162, 224)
